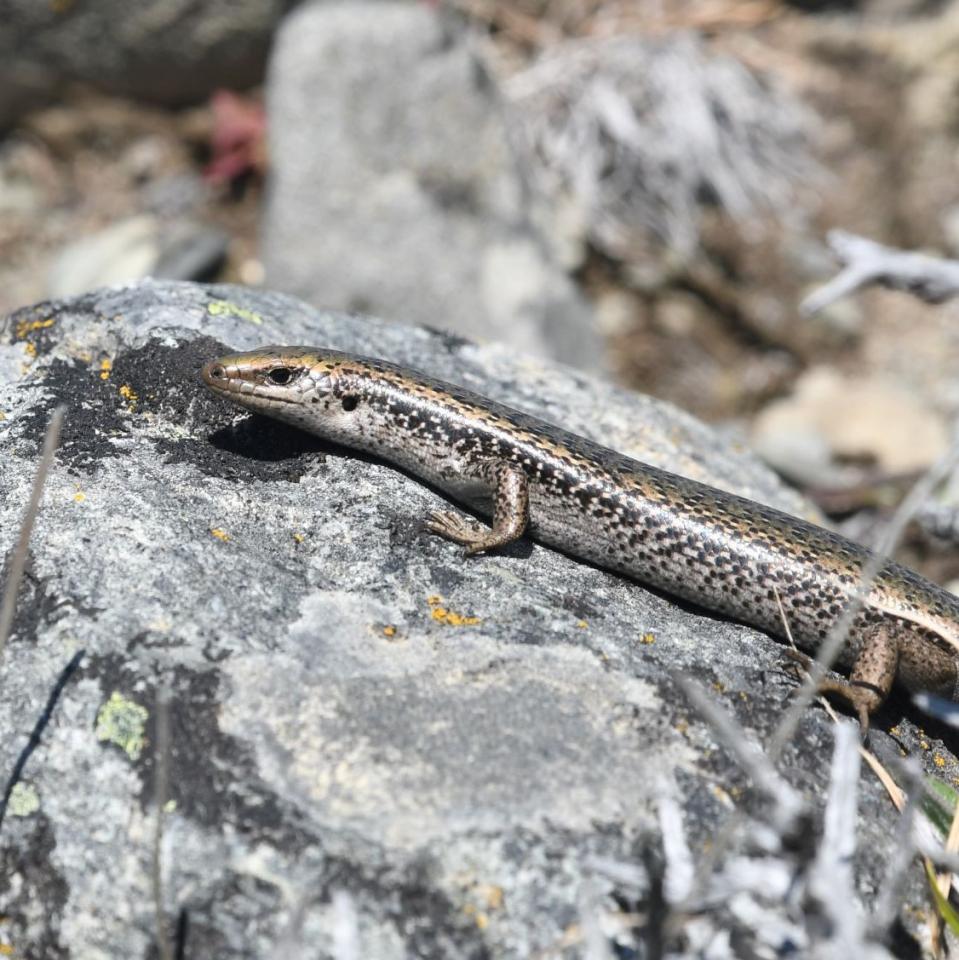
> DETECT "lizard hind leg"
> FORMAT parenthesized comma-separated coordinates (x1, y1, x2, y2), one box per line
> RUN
(790, 624, 900, 732)
(812, 620, 958, 732)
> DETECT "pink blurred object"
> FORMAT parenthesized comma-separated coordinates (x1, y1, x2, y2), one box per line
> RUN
(204, 90, 267, 186)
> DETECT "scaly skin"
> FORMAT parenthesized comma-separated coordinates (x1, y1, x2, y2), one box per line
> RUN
(201, 346, 959, 726)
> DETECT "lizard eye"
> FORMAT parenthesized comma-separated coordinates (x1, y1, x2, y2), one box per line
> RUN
(267, 367, 294, 385)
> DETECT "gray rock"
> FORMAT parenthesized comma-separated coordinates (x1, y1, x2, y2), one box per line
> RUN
(0, 0, 303, 126)
(263, 1, 604, 372)
(0, 279, 946, 958)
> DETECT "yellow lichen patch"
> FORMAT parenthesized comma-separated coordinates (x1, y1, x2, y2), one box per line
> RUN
(382, 625, 397, 638)
(15, 317, 55, 339)
(73, 489, 86, 503)
(427, 594, 480, 626)
(210, 527, 231, 542)
(95, 691, 148, 760)
(8, 782, 40, 818)
(207, 299, 264, 326)
(933, 753, 947, 768)
(99, 358, 113, 380)
(462, 904, 489, 930)
(292, 532, 305, 544)
(482, 885, 504, 910)
(639, 632, 655, 645)
(0, 411, 6, 421)
(431, 606, 480, 627)
(23, 342, 37, 358)
(576, 619, 588, 629)
(118, 384, 138, 411)
(0, 945, 13, 957)
(711, 680, 726, 693)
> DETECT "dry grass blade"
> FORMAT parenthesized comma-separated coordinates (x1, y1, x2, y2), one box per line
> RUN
(658, 791, 694, 905)
(873, 760, 923, 932)
(933, 794, 959, 896)
(332, 891, 361, 960)
(806, 721, 865, 950)
(152, 687, 173, 960)
(0, 405, 66, 662)
(578, 879, 614, 960)
(677, 676, 803, 833)
(928, 788, 959, 956)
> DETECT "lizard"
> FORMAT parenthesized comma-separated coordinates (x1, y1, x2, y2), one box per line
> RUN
(201, 345, 959, 729)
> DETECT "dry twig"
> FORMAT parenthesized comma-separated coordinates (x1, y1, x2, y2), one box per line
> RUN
(801, 230, 959, 317)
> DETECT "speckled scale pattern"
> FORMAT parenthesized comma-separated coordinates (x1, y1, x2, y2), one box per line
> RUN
(202, 346, 959, 705)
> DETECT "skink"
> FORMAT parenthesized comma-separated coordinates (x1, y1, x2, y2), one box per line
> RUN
(201, 346, 959, 727)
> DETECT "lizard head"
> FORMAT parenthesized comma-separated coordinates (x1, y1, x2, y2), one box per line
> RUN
(201, 346, 359, 434)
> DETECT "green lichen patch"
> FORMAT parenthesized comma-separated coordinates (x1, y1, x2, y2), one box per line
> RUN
(207, 299, 263, 326)
(95, 691, 148, 760)
(8, 782, 40, 817)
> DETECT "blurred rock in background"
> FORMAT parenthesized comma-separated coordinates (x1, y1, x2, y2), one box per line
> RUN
(263, 1, 605, 370)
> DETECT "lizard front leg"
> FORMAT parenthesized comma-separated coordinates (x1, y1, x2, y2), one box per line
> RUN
(425, 463, 529, 556)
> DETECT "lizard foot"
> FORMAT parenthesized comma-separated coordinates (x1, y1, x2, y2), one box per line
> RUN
(780, 649, 873, 734)
(817, 678, 875, 736)
(425, 510, 491, 555)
